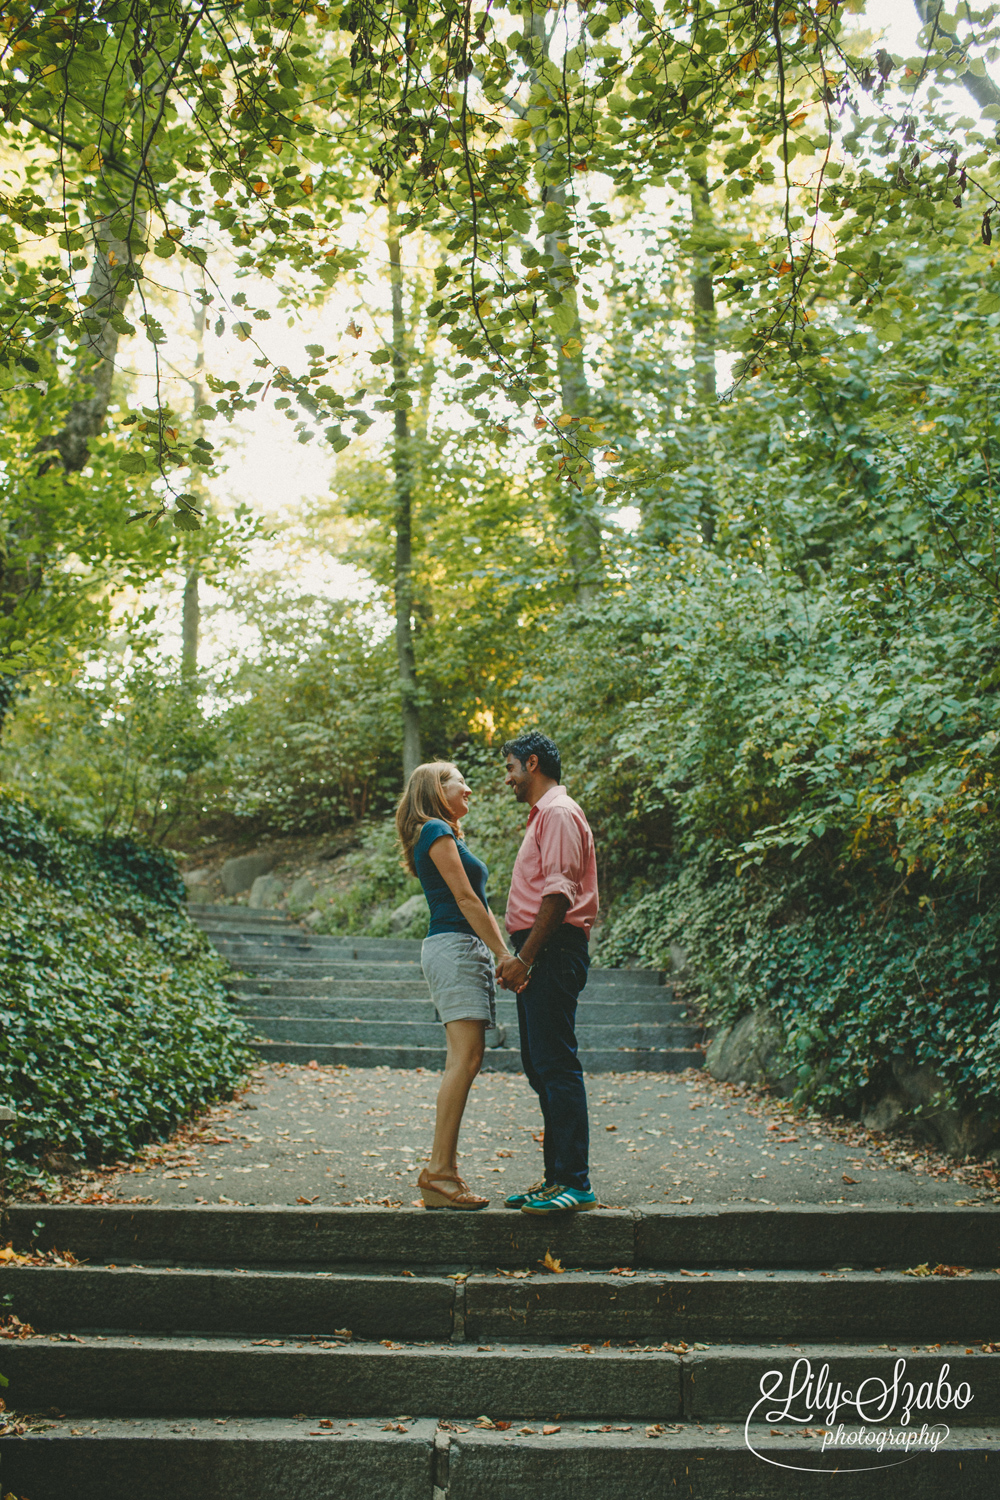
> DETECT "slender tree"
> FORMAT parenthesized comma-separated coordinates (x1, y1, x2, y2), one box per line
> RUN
(182, 286, 207, 678)
(387, 193, 422, 779)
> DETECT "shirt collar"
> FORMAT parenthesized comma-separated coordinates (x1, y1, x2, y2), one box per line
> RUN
(527, 784, 564, 822)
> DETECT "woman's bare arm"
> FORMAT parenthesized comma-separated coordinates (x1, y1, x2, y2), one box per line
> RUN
(427, 836, 510, 959)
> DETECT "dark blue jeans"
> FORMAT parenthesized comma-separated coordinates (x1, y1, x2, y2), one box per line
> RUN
(510, 924, 591, 1192)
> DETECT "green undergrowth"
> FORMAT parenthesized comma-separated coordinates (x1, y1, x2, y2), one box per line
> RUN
(313, 767, 524, 939)
(0, 789, 253, 1185)
(602, 845, 1000, 1120)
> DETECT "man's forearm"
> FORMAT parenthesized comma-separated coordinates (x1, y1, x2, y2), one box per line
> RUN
(518, 893, 571, 967)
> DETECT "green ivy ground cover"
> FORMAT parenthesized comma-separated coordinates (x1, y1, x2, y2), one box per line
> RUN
(602, 846, 1000, 1121)
(0, 790, 253, 1185)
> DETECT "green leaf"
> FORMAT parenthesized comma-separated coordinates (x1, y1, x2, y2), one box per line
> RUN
(118, 453, 147, 475)
(548, 301, 577, 338)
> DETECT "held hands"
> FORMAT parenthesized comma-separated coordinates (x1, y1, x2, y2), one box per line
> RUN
(496, 952, 531, 993)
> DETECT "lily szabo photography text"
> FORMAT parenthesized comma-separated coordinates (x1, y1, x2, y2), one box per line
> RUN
(2, 0, 1000, 1494)
(744, 1354, 975, 1471)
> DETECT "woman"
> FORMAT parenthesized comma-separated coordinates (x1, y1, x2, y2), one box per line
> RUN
(396, 761, 514, 1210)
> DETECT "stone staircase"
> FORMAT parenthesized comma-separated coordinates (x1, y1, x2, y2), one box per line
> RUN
(189, 904, 704, 1073)
(1, 1202, 997, 1497)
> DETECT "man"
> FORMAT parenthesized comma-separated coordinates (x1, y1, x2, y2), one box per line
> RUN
(496, 730, 599, 1214)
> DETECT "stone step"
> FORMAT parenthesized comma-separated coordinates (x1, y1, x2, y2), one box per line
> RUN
(233, 995, 692, 1025)
(214, 945, 665, 989)
(7, 1264, 999, 1345)
(242, 1017, 704, 1049)
(223, 960, 668, 996)
(228, 959, 430, 982)
(234, 978, 433, 1000)
(188, 903, 291, 924)
(8, 1415, 997, 1500)
(3, 1266, 454, 1342)
(0, 1416, 438, 1500)
(250, 1042, 704, 1072)
(227, 978, 670, 1005)
(409, 1422, 998, 1499)
(12, 1204, 998, 1271)
(0, 1336, 678, 1420)
(3, 1336, 997, 1423)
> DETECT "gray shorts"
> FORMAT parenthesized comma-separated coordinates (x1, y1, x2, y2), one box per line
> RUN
(421, 932, 497, 1028)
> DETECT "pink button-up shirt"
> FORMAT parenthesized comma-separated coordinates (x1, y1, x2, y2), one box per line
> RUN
(505, 785, 599, 938)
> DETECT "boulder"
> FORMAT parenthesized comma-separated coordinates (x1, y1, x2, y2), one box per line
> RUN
(705, 1009, 798, 1096)
(249, 874, 285, 909)
(861, 1085, 908, 1135)
(709, 1013, 1000, 1159)
(182, 868, 211, 888)
(221, 851, 276, 896)
(866, 1054, 1000, 1158)
(287, 875, 318, 915)
(389, 893, 426, 934)
(41, 1149, 77, 1175)
(485, 1023, 507, 1049)
(669, 944, 693, 982)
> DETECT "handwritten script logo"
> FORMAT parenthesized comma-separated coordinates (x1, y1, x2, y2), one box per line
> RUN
(744, 1357, 970, 1472)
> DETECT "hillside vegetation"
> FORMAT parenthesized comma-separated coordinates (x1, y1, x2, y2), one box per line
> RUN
(1, 1, 998, 1150)
(0, 791, 251, 1184)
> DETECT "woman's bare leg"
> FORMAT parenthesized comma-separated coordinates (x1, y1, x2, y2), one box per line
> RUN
(428, 1019, 486, 1175)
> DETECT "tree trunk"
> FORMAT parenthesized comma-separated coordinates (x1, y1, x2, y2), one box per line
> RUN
(527, 14, 602, 603)
(0, 212, 145, 732)
(181, 288, 207, 678)
(38, 212, 146, 472)
(690, 175, 718, 404)
(690, 173, 718, 546)
(911, 0, 1000, 112)
(544, 206, 602, 603)
(181, 567, 200, 676)
(387, 196, 422, 781)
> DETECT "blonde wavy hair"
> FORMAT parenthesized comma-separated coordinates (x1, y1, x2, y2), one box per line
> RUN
(396, 761, 462, 876)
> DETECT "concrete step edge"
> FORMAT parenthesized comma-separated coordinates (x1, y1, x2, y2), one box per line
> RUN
(249, 1042, 705, 1071)
(8, 1203, 1000, 1270)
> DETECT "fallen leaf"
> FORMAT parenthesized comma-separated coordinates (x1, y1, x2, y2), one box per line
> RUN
(842, 1175, 858, 1185)
(540, 1250, 565, 1274)
(543, 1424, 561, 1435)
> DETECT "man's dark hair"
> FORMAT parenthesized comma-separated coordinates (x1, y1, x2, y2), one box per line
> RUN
(501, 730, 561, 782)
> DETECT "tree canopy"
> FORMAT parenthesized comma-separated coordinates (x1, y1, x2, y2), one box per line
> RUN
(2, 0, 1000, 1127)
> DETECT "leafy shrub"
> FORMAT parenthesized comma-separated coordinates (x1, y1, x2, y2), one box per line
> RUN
(0, 790, 253, 1182)
(602, 844, 1000, 1116)
(2, 665, 224, 843)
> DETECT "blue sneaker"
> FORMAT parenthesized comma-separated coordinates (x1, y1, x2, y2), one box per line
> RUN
(504, 1180, 547, 1210)
(520, 1184, 598, 1214)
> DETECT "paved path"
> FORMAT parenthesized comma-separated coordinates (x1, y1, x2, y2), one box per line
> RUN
(105, 1063, 989, 1210)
